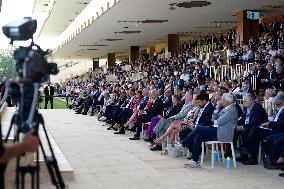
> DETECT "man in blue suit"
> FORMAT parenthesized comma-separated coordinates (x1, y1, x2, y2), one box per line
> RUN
(243, 93, 284, 165)
(235, 93, 268, 147)
(129, 90, 164, 140)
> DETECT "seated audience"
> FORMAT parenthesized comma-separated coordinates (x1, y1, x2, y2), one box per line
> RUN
(129, 90, 164, 140)
(150, 91, 193, 151)
(154, 94, 199, 145)
(145, 94, 182, 141)
(179, 93, 215, 141)
(182, 93, 238, 168)
(244, 93, 284, 165)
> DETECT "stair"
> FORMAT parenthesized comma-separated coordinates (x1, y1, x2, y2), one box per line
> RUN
(1, 107, 74, 185)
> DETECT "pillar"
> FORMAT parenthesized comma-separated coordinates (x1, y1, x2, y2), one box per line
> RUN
(107, 53, 115, 67)
(236, 10, 259, 44)
(92, 58, 99, 70)
(165, 34, 179, 53)
(130, 46, 139, 63)
(149, 47, 155, 57)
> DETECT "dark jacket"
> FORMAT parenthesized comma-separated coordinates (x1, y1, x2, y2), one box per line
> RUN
(117, 96, 127, 107)
(266, 71, 277, 82)
(165, 104, 182, 119)
(137, 96, 149, 110)
(44, 85, 54, 96)
(196, 102, 215, 126)
(269, 108, 284, 131)
(146, 98, 164, 118)
(237, 102, 268, 129)
(163, 96, 172, 110)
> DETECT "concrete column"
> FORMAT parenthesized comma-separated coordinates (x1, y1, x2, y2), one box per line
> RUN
(130, 46, 139, 63)
(148, 47, 155, 57)
(236, 10, 259, 44)
(93, 58, 99, 70)
(107, 53, 115, 67)
(165, 34, 179, 53)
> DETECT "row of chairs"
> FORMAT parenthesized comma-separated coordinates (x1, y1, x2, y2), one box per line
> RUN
(194, 43, 218, 54)
(209, 63, 257, 90)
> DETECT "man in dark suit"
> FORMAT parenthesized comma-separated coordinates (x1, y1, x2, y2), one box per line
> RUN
(106, 89, 127, 125)
(111, 89, 137, 132)
(180, 93, 215, 142)
(255, 64, 267, 95)
(44, 82, 55, 109)
(235, 93, 268, 143)
(266, 132, 284, 169)
(261, 63, 277, 90)
(234, 93, 268, 161)
(243, 93, 284, 165)
(129, 90, 164, 140)
(162, 90, 172, 113)
(175, 78, 184, 91)
(89, 89, 104, 116)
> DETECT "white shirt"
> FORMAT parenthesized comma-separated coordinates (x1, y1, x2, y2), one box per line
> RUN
(195, 102, 210, 125)
(274, 106, 284, 122)
(180, 73, 190, 81)
(126, 96, 136, 108)
(47, 86, 51, 95)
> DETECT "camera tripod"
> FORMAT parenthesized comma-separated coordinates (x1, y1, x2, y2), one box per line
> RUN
(0, 80, 66, 189)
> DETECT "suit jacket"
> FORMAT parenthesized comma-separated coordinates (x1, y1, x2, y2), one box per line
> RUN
(203, 67, 210, 78)
(196, 102, 215, 127)
(237, 102, 268, 129)
(256, 69, 267, 80)
(212, 104, 238, 142)
(266, 71, 277, 82)
(137, 96, 149, 110)
(96, 94, 104, 106)
(175, 79, 184, 90)
(44, 86, 54, 96)
(165, 104, 182, 119)
(145, 98, 164, 118)
(269, 108, 284, 131)
(163, 97, 172, 110)
(117, 96, 127, 107)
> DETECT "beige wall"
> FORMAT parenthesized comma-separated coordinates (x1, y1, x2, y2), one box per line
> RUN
(155, 43, 165, 53)
(51, 59, 93, 84)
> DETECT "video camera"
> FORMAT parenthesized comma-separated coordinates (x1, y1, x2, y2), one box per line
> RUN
(2, 17, 58, 82)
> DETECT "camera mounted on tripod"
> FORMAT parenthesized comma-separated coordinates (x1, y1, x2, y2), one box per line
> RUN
(2, 17, 58, 82)
(0, 17, 66, 189)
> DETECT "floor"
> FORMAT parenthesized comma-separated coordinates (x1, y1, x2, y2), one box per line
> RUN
(5, 109, 284, 189)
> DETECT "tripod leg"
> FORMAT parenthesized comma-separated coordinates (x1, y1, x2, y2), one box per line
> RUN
(4, 114, 16, 143)
(37, 121, 66, 189)
(36, 150, 40, 189)
(38, 138, 59, 188)
(21, 171, 25, 189)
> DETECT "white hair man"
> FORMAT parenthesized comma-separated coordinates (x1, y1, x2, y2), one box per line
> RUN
(183, 93, 238, 168)
(243, 93, 284, 165)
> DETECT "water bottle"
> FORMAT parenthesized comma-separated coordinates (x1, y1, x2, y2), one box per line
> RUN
(162, 139, 168, 149)
(226, 157, 231, 169)
(213, 151, 218, 161)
